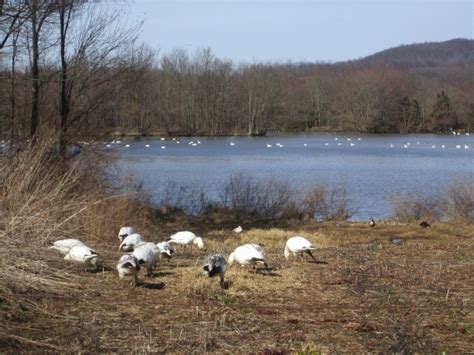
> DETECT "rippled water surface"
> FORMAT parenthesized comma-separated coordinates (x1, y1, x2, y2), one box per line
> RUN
(116, 133, 474, 220)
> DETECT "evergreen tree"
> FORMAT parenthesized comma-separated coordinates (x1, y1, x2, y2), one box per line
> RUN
(431, 91, 457, 131)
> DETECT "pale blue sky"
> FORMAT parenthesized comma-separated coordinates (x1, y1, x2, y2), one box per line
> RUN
(126, 0, 473, 62)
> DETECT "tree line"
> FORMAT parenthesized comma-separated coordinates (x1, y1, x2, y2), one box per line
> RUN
(1, 2, 472, 146)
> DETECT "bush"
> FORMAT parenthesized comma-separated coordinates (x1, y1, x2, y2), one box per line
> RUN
(390, 194, 442, 222)
(442, 176, 474, 223)
(301, 183, 354, 221)
(220, 174, 293, 220)
(390, 175, 474, 224)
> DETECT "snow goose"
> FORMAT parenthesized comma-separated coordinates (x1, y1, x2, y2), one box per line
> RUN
(117, 254, 140, 287)
(203, 254, 227, 288)
(50, 239, 86, 255)
(156, 241, 176, 261)
(119, 233, 145, 252)
(232, 225, 243, 234)
(64, 245, 102, 269)
(284, 236, 317, 262)
(118, 226, 135, 242)
(132, 242, 160, 276)
(228, 244, 267, 270)
(168, 231, 204, 251)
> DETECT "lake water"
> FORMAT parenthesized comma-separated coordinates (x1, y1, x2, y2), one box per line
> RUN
(116, 133, 473, 221)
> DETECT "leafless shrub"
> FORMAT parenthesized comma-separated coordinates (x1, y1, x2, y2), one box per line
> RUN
(301, 183, 354, 221)
(216, 174, 353, 221)
(220, 173, 293, 220)
(441, 175, 474, 223)
(390, 176, 474, 224)
(390, 194, 442, 222)
(157, 181, 210, 215)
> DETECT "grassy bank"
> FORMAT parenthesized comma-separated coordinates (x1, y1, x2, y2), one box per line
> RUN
(1, 219, 472, 352)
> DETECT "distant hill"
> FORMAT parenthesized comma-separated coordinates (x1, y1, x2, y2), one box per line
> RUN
(357, 38, 474, 68)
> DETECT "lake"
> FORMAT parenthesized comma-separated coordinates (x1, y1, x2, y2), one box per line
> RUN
(116, 133, 473, 221)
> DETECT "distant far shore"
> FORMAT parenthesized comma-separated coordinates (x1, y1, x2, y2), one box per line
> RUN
(107, 127, 470, 139)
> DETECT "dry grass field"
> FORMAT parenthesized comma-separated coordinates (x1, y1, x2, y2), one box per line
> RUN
(1, 221, 473, 353)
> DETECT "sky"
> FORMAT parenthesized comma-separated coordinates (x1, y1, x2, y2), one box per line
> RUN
(125, 0, 473, 63)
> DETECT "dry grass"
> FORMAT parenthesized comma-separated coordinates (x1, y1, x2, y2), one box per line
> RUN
(1, 217, 472, 352)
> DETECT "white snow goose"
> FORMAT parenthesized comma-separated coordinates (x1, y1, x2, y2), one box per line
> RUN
(232, 225, 243, 234)
(118, 226, 135, 242)
(168, 231, 204, 251)
(284, 236, 318, 262)
(119, 233, 145, 252)
(64, 245, 102, 269)
(203, 254, 227, 288)
(117, 254, 141, 287)
(228, 244, 268, 270)
(132, 242, 160, 276)
(156, 241, 176, 261)
(50, 238, 86, 255)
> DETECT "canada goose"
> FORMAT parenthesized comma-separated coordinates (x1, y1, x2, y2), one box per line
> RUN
(420, 221, 431, 228)
(203, 254, 227, 288)
(284, 236, 317, 262)
(368, 218, 376, 227)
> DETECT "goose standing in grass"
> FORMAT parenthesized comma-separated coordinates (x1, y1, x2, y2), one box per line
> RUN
(228, 244, 268, 270)
(119, 233, 145, 252)
(50, 239, 86, 255)
(132, 242, 160, 276)
(203, 254, 227, 288)
(420, 221, 431, 228)
(168, 231, 204, 251)
(368, 218, 376, 227)
(118, 226, 135, 242)
(64, 245, 102, 269)
(284, 236, 318, 262)
(232, 225, 243, 234)
(117, 254, 140, 287)
(156, 241, 176, 261)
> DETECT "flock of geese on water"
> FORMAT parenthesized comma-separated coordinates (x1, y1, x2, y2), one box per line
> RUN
(49, 226, 319, 289)
(99, 131, 471, 150)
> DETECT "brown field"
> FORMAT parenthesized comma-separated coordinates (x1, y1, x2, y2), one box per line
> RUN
(1, 221, 473, 353)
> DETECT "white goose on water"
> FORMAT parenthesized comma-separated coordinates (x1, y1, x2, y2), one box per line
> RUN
(119, 233, 145, 252)
(228, 244, 268, 269)
(64, 245, 102, 269)
(203, 254, 227, 288)
(168, 231, 204, 251)
(117, 254, 140, 287)
(50, 238, 86, 255)
(132, 242, 160, 276)
(118, 226, 135, 242)
(284, 236, 318, 262)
